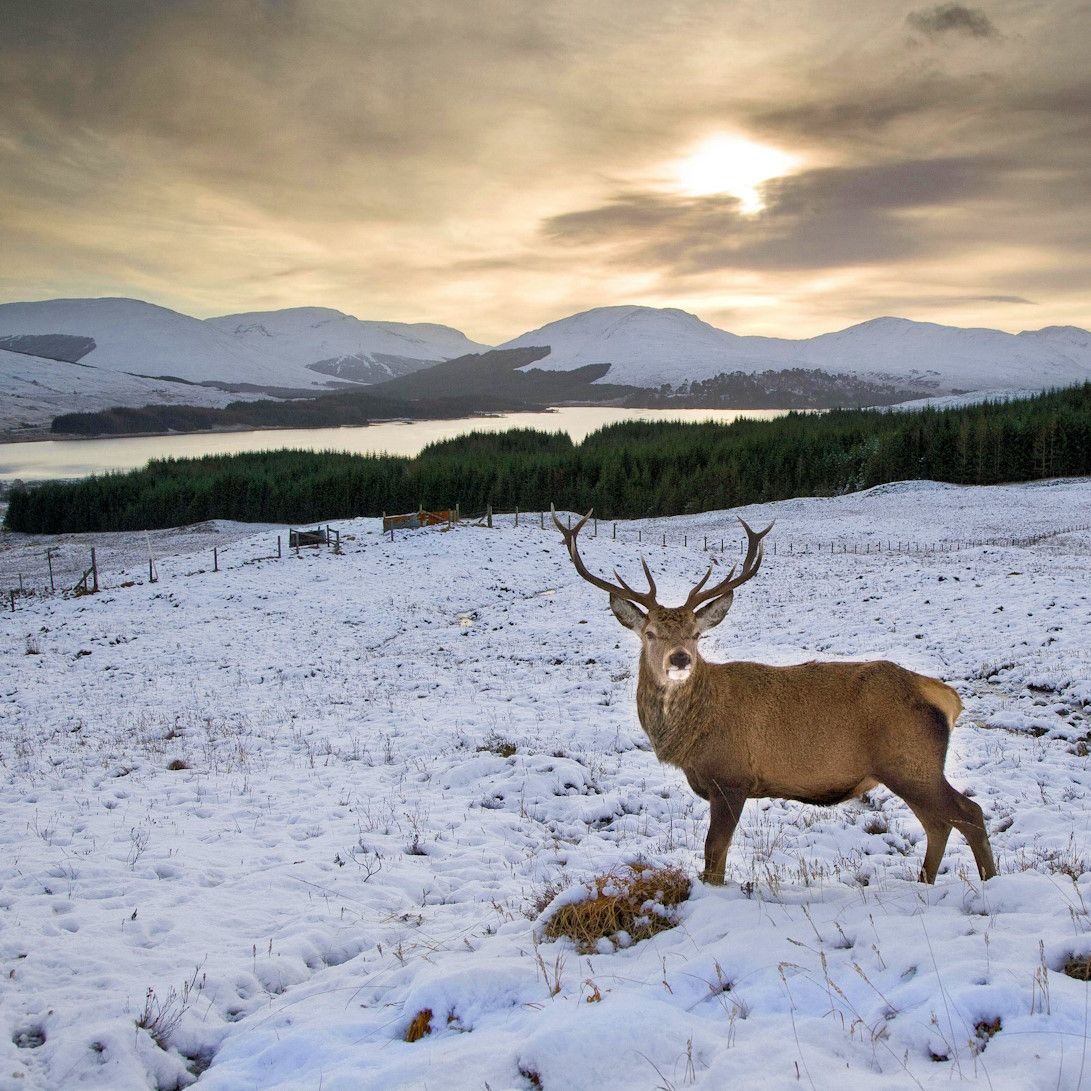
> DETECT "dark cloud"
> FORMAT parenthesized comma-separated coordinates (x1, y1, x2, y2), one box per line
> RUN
(906, 4, 1000, 39)
(544, 158, 1000, 273)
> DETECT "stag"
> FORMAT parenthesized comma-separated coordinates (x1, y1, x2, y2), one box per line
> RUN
(552, 508, 996, 886)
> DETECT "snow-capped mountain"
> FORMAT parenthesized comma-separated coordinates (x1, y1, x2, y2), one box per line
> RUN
(205, 307, 489, 384)
(501, 306, 1091, 393)
(0, 298, 319, 389)
(0, 298, 490, 433)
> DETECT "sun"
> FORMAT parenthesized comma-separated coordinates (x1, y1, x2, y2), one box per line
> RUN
(674, 134, 799, 213)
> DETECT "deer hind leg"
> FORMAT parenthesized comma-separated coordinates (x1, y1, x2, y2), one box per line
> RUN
(892, 779, 996, 883)
(943, 782, 997, 880)
(702, 783, 746, 886)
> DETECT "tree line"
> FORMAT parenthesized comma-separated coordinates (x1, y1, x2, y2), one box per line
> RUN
(7, 384, 1090, 534)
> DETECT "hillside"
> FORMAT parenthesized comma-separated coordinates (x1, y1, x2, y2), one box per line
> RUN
(501, 306, 1091, 393)
(205, 306, 490, 383)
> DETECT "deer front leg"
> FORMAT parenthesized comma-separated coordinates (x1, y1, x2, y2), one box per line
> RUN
(701, 783, 747, 886)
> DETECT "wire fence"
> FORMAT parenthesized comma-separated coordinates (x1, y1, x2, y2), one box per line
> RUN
(5, 509, 1088, 612)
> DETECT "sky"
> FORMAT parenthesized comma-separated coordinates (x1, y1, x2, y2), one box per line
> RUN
(1, 0, 1088, 343)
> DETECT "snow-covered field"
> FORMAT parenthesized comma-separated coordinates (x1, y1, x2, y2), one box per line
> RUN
(2, 479, 1090, 1090)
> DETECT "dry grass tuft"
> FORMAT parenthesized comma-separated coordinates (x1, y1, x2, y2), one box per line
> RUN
(540, 864, 691, 954)
(404, 1008, 433, 1042)
(1062, 956, 1091, 981)
(167, 759, 190, 771)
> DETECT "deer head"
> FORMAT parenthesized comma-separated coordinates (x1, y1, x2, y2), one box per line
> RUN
(551, 507, 772, 687)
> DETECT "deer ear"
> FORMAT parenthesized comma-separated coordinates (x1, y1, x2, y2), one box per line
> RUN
(609, 595, 646, 631)
(694, 592, 734, 632)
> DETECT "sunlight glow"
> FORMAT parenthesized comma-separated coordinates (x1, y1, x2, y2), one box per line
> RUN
(674, 134, 799, 213)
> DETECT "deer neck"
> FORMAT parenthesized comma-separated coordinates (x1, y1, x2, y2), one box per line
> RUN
(635, 655, 712, 769)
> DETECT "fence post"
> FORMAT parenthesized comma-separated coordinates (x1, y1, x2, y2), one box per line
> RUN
(540, 511, 544, 529)
(277, 535, 282, 558)
(90, 548, 99, 593)
(593, 516, 597, 537)
(456, 503, 461, 522)
(662, 533, 666, 548)
(149, 557, 154, 583)
(46, 549, 55, 592)
(613, 522, 617, 540)
(9, 590, 13, 613)
(390, 526, 394, 542)
(213, 547, 218, 572)
(515, 507, 519, 527)
(487, 505, 493, 529)
(638, 529, 641, 543)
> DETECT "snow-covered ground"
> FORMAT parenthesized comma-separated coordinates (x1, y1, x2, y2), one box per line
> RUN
(2, 479, 1090, 1090)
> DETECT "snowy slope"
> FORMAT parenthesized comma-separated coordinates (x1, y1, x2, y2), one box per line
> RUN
(205, 307, 491, 382)
(0, 299, 492, 433)
(0, 347, 249, 436)
(2, 480, 1091, 1089)
(501, 306, 1091, 393)
(0, 298, 325, 389)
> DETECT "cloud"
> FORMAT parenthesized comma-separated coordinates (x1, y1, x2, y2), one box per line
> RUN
(0, 0, 1088, 340)
(544, 157, 1000, 273)
(906, 4, 1000, 40)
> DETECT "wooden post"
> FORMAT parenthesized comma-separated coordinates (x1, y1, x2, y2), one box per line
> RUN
(487, 505, 493, 528)
(90, 548, 99, 593)
(704, 536, 707, 551)
(213, 547, 219, 572)
(593, 517, 597, 537)
(149, 557, 154, 583)
(683, 535, 687, 547)
(568, 514, 572, 530)
(455, 503, 461, 522)
(540, 511, 544, 529)
(277, 535, 282, 558)
(515, 507, 519, 527)
(9, 590, 14, 613)
(662, 533, 666, 547)
(638, 529, 641, 543)
(46, 549, 55, 592)
(613, 522, 617, 540)
(390, 526, 394, 542)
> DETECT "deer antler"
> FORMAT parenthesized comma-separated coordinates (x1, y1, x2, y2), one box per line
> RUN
(684, 517, 773, 609)
(551, 505, 659, 610)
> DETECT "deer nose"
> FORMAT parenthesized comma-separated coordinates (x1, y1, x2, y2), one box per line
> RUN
(668, 651, 691, 669)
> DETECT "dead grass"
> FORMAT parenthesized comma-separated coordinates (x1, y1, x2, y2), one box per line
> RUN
(540, 864, 691, 954)
(404, 1008, 433, 1042)
(1062, 956, 1091, 981)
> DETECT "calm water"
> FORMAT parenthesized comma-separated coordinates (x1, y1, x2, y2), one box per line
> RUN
(0, 406, 787, 481)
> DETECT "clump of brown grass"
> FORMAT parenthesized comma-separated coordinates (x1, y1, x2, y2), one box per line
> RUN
(539, 864, 691, 954)
(1062, 955, 1091, 981)
(404, 1008, 433, 1042)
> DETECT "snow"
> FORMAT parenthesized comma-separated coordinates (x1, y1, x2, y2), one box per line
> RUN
(501, 306, 1091, 393)
(0, 347, 255, 437)
(205, 308, 489, 376)
(0, 300, 491, 432)
(1, 479, 1090, 1089)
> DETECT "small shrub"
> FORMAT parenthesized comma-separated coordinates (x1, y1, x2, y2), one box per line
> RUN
(404, 1009, 432, 1042)
(539, 864, 691, 954)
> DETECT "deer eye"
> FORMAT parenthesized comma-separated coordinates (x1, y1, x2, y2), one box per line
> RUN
(644, 630, 658, 640)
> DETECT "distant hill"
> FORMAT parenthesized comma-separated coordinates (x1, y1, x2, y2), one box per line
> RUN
(205, 306, 489, 384)
(0, 298, 490, 433)
(3, 294, 1090, 437)
(499, 306, 1091, 394)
